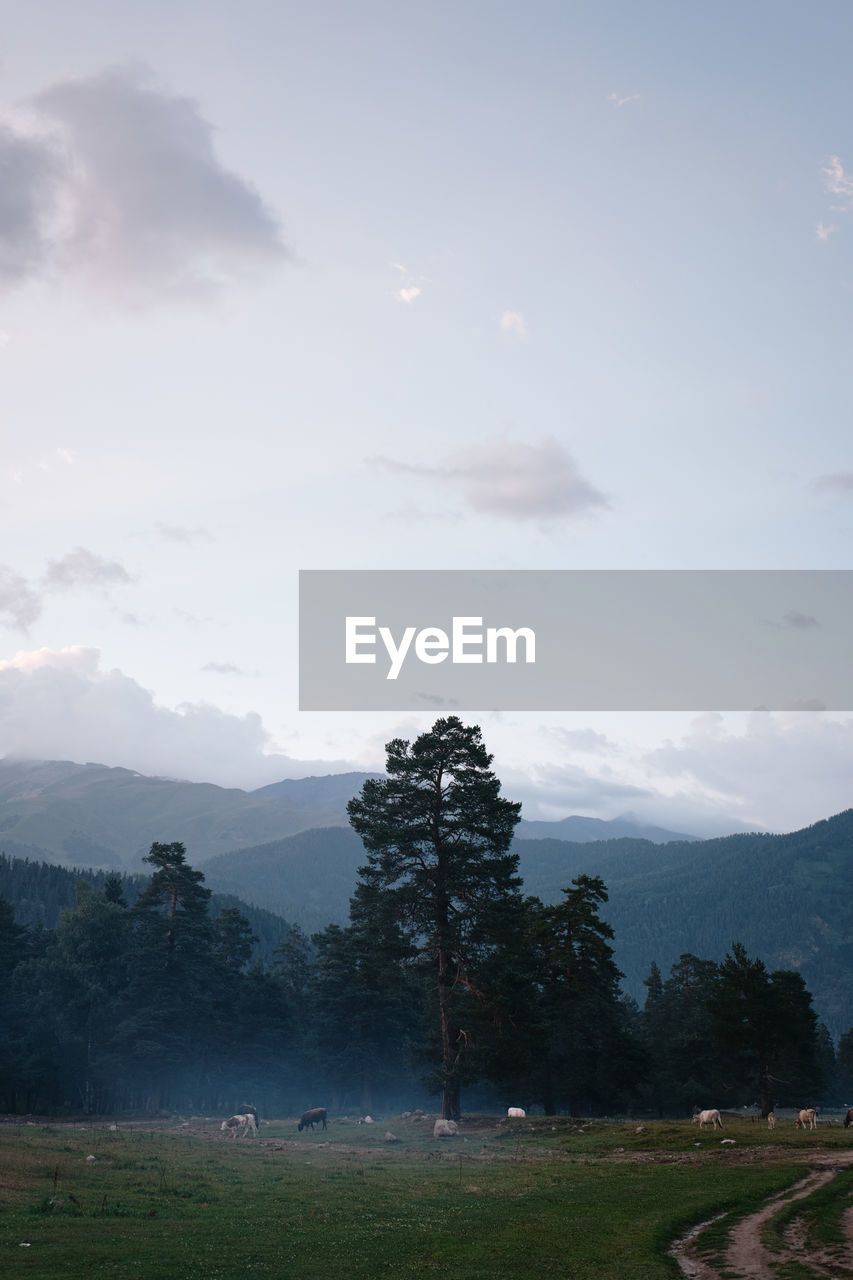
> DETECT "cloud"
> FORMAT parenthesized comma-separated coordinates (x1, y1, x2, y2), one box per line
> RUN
(499, 310, 528, 340)
(645, 711, 853, 833)
(813, 471, 853, 496)
(0, 122, 62, 286)
(390, 261, 424, 304)
(822, 154, 853, 206)
(42, 546, 133, 591)
(817, 222, 838, 241)
(202, 661, 243, 675)
(525, 760, 650, 806)
(0, 65, 287, 303)
(553, 727, 615, 754)
(0, 647, 352, 788)
(375, 436, 608, 521)
(154, 522, 213, 544)
(0, 565, 42, 630)
(781, 610, 819, 630)
(609, 92, 640, 108)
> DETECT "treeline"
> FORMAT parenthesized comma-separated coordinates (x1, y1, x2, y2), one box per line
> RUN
(0, 842, 847, 1118)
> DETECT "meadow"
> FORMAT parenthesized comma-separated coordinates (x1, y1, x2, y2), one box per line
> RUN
(1, 1113, 848, 1279)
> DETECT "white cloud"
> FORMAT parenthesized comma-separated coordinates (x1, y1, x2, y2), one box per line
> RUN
(390, 261, 424, 304)
(822, 154, 853, 206)
(0, 647, 346, 788)
(375, 435, 608, 522)
(0, 65, 287, 304)
(499, 310, 528, 340)
(816, 221, 838, 241)
(645, 711, 853, 833)
(609, 92, 640, 108)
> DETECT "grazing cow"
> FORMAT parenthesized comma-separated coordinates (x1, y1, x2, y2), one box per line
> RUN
(220, 1113, 257, 1139)
(239, 1104, 259, 1129)
(692, 1109, 723, 1130)
(796, 1108, 817, 1130)
(298, 1107, 327, 1133)
(844, 1108, 853, 1129)
(767, 1111, 776, 1130)
(507, 1107, 526, 1118)
(433, 1119, 459, 1138)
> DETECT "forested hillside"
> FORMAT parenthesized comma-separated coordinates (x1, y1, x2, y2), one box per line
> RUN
(0, 840, 843, 1120)
(0, 854, 292, 965)
(201, 811, 853, 1034)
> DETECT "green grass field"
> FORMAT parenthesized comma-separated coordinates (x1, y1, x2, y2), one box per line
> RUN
(1, 1114, 844, 1279)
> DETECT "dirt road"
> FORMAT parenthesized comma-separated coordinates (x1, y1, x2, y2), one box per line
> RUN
(672, 1151, 853, 1279)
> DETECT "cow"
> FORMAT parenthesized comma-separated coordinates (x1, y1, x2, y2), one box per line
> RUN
(298, 1107, 327, 1132)
(767, 1111, 776, 1130)
(220, 1113, 257, 1139)
(434, 1119, 459, 1138)
(507, 1107, 526, 1118)
(844, 1108, 853, 1129)
(796, 1108, 817, 1130)
(692, 1109, 723, 1129)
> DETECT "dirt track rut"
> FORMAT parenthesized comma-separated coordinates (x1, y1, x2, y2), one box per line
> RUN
(672, 1152, 853, 1280)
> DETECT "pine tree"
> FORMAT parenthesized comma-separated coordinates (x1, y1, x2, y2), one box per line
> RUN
(347, 716, 521, 1119)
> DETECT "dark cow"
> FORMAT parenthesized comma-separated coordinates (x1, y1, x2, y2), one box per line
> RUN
(298, 1107, 327, 1132)
(844, 1108, 853, 1129)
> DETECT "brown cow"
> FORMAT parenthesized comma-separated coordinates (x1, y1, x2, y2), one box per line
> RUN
(298, 1107, 327, 1132)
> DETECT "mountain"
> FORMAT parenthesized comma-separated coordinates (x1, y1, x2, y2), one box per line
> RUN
(515, 814, 696, 843)
(203, 826, 365, 934)
(202, 810, 853, 1035)
(0, 758, 377, 869)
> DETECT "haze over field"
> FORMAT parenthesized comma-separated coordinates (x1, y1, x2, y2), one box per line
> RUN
(2, 2, 853, 835)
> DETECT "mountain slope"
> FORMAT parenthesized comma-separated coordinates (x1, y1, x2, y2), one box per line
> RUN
(203, 811, 853, 1034)
(0, 759, 376, 869)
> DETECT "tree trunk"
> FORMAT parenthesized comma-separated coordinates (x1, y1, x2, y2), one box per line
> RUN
(438, 945, 461, 1120)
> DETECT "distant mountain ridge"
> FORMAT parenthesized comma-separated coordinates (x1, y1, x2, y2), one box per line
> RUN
(516, 814, 696, 843)
(0, 758, 379, 869)
(0, 757, 698, 871)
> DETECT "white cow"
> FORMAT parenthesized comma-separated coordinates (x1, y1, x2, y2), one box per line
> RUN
(434, 1119, 459, 1138)
(796, 1108, 817, 1130)
(692, 1109, 723, 1130)
(220, 1113, 258, 1139)
(767, 1111, 776, 1130)
(507, 1107, 526, 1118)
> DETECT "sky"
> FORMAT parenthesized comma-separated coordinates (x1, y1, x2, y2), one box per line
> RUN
(2, 0, 853, 837)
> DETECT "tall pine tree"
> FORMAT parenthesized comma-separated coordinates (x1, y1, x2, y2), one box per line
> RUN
(347, 717, 521, 1119)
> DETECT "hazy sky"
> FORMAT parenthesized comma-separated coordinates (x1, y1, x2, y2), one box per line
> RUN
(2, 0, 853, 835)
